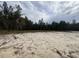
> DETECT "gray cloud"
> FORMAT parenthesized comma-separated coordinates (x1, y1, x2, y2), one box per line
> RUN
(0, 1, 79, 23)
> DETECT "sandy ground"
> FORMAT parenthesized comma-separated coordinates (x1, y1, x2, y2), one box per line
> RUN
(0, 31, 79, 58)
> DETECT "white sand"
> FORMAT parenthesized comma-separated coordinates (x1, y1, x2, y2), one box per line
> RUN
(0, 31, 79, 58)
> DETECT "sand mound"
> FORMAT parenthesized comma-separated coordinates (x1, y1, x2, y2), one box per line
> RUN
(0, 31, 79, 58)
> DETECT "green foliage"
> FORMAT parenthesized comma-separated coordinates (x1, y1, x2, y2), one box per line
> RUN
(0, 2, 79, 31)
(0, 2, 31, 30)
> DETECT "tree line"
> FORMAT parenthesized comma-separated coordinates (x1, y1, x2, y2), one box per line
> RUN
(0, 2, 79, 31)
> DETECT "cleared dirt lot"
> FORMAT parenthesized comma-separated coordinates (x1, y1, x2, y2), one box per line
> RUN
(0, 31, 79, 58)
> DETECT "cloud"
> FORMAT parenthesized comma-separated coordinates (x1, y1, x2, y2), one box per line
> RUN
(0, 1, 79, 23)
(20, 1, 50, 23)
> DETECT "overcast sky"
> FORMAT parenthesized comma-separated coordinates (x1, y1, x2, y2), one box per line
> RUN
(0, 1, 79, 23)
